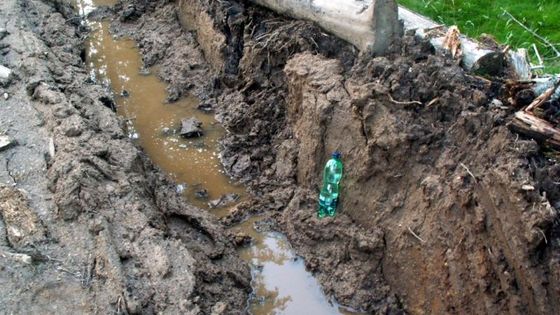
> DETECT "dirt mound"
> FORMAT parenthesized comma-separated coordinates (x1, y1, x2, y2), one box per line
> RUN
(280, 49, 560, 314)
(110, 0, 560, 313)
(0, 0, 249, 313)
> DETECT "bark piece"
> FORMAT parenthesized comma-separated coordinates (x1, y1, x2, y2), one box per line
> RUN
(509, 111, 560, 149)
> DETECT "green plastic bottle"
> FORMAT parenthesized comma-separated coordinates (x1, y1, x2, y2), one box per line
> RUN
(318, 151, 343, 218)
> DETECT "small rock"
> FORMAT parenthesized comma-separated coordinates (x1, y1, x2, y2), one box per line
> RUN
(232, 154, 251, 175)
(232, 232, 251, 247)
(176, 184, 186, 194)
(196, 100, 216, 113)
(0, 135, 15, 152)
(208, 193, 239, 208)
(179, 117, 203, 138)
(161, 127, 173, 136)
(471, 89, 487, 106)
(47, 137, 55, 159)
(194, 141, 206, 149)
(195, 188, 209, 199)
(65, 125, 82, 137)
(210, 302, 227, 315)
(489, 99, 507, 110)
(120, 5, 139, 22)
(121, 90, 130, 97)
(0, 28, 8, 40)
(521, 184, 535, 191)
(0, 65, 12, 86)
(139, 68, 150, 76)
(3, 92, 8, 100)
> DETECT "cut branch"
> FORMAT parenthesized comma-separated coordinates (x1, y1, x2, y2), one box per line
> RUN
(407, 226, 425, 244)
(524, 86, 556, 112)
(387, 93, 422, 106)
(509, 111, 560, 150)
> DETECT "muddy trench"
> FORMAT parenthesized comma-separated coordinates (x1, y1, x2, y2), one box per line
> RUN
(1, 0, 560, 314)
(78, 0, 362, 313)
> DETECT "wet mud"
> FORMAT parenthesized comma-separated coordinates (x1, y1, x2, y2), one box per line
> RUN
(0, 0, 249, 313)
(107, 0, 560, 314)
(85, 19, 245, 210)
(1, 0, 560, 313)
(82, 3, 358, 313)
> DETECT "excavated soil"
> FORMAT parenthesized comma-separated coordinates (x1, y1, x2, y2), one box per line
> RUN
(109, 0, 560, 314)
(2, 0, 560, 314)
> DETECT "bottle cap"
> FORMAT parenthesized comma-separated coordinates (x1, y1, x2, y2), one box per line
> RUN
(332, 151, 341, 159)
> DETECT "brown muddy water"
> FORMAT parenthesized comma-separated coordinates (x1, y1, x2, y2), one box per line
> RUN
(76, 0, 364, 313)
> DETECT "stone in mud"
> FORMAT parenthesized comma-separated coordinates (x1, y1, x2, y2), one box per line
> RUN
(161, 127, 173, 136)
(0, 28, 8, 40)
(0, 65, 12, 86)
(176, 184, 186, 194)
(0, 135, 15, 151)
(179, 117, 203, 138)
(232, 154, 251, 175)
(0, 185, 45, 249)
(208, 193, 239, 208)
(195, 188, 209, 199)
(139, 68, 150, 76)
(232, 232, 252, 247)
(210, 301, 227, 315)
(197, 99, 216, 113)
(120, 5, 139, 22)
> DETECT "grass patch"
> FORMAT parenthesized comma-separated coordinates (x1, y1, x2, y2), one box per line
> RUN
(398, 0, 560, 73)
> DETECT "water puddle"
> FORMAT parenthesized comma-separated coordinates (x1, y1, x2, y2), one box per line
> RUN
(84, 20, 244, 210)
(233, 218, 361, 315)
(76, 0, 365, 313)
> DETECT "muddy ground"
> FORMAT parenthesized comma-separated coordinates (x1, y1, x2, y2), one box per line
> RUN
(0, 0, 249, 314)
(108, 0, 560, 314)
(2, 0, 560, 314)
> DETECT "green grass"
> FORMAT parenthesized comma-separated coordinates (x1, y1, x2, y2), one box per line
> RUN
(398, 0, 560, 73)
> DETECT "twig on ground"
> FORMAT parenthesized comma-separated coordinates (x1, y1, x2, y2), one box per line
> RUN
(537, 228, 548, 244)
(387, 93, 422, 106)
(407, 226, 425, 243)
(460, 163, 477, 182)
(525, 86, 557, 112)
(0, 251, 32, 264)
(427, 97, 439, 107)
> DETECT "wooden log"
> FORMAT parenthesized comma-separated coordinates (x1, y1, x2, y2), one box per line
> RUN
(509, 48, 532, 80)
(248, 0, 401, 54)
(509, 111, 560, 149)
(398, 6, 535, 79)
